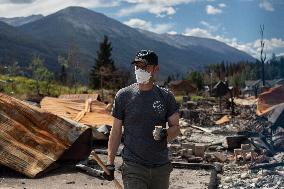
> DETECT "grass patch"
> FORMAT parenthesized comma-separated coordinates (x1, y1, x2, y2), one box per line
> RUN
(174, 94, 205, 104)
(191, 95, 204, 101)
(0, 74, 98, 100)
(174, 95, 183, 105)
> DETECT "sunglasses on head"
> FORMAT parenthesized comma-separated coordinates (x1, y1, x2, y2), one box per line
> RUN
(136, 50, 151, 57)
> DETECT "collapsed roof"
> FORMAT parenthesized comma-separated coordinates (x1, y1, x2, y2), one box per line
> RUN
(0, 93, 92, 178)
(40, 96, 113, 128)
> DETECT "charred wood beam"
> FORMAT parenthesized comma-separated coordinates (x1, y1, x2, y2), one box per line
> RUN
(250, 162, 284, 170)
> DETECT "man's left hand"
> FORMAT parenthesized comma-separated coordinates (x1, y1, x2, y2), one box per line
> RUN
(103, 164, 115, 181)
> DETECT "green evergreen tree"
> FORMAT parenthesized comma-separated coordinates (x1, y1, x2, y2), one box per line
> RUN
(58, 55, 68, 86)
(90, 35, 116, 89)
(29, 56, 54, 96)
(67, 40, 81, 93)
(166, 75, 172, 85)
(187, 71, 204, 91)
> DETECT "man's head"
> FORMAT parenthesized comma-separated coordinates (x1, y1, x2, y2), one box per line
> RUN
(132, 50, 160, 84)
(132, 50, 158, 65)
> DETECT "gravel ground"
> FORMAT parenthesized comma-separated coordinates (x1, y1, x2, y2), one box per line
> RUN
(170, 169, 211, 189)
(219, 162, 284, 189)
(0, 155, 211, 189)
(219, 153, 284, 189)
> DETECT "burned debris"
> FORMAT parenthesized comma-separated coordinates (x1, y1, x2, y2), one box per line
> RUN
(174, 85, 284, 189)
(0, 84, 283, 188)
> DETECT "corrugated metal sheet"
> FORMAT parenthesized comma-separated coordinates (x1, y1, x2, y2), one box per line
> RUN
(0, 93, 92, 178)
(40, 97, 113, 127)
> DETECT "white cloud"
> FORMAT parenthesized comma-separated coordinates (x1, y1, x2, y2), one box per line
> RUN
(118, 0, 196, 17)
(153, 24, 174, 33)
(253, 38, 284, 53)
(150, 6, 176, 17)
(187, 20, 221, 38)
(206, 5, 222, 15)
(118, 3, 176, 17)
(259, 0, 274, 11)
(167, 31, 177, 35)
(182, 27, 284, 58)
(121, 0, 196, 5)
(0, 0, 119, 17)
(123, 18, 173, 34)
(0, 0, 36, 4)
(208, 34, 259, 58)
(183, 27, 213, 38)
(218, 3, 226, 8)
(229, 38, 284, 59)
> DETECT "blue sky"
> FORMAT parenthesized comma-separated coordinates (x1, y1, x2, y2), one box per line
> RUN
(0, 0, 283, 58)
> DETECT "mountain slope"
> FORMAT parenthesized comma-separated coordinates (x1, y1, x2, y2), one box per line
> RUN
(276, 55, 284, 61)
(0, 21, 56, 68)
(0, 15, 44, 26)
(19, 7, 195, 75)
(0, 6, 255, 80)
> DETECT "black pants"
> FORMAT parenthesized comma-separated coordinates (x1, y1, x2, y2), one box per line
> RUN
(121, 161, 173, 189)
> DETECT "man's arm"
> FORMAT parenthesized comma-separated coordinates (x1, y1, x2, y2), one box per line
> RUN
(166, 112, 181, 141)
(107, 117, 123, 165)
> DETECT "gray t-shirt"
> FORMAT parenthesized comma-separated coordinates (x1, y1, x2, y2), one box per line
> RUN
(111, 83, 179, 167)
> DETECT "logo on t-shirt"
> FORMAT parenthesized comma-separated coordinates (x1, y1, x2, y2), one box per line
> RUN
(153, 100, 165, 114)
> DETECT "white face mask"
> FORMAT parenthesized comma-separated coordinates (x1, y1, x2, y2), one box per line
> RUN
(134, 67, 152, 84)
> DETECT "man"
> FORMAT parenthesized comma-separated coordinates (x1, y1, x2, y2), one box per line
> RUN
(104, 50, 181, 189)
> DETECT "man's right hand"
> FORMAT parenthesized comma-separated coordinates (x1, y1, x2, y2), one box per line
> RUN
(153, 127, 168, 141)
(103, 164, 115, 181)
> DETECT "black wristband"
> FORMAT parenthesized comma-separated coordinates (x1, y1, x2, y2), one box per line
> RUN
(103, 164, 115, 181)
(106, 164, 115, 168)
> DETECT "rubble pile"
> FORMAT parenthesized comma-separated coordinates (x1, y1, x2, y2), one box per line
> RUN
(180, 98, 220, 127)
(219, 153, 284, 189)
(173, 93, 284, 188)
(231, 104, 270, 133)
(179, 97, 268, 133)
(220, 153, 284, 189)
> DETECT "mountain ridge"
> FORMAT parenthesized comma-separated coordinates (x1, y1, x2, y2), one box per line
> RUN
(0, 14, 44, 26)
(0, 6, 255, 81)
